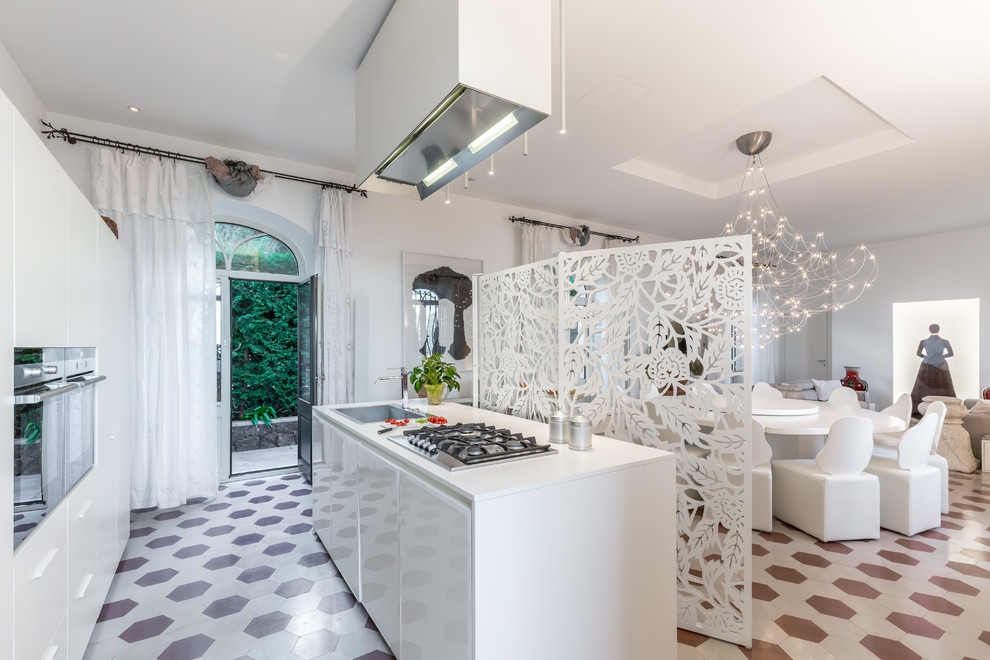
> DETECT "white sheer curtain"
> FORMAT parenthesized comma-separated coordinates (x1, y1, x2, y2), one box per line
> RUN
(521, 223, 552, 263)
(90, 148, 217, 510)
(316, 188, 353, 405)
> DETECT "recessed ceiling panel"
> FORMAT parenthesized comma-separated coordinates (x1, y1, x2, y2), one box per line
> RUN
(577, 75, 652, 114)
(614, 76, 913, 199)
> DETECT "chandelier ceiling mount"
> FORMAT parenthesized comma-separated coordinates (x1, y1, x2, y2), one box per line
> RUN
(735, 130, 773, 157)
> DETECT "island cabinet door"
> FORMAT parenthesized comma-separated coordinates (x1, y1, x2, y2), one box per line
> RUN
(398, 471, 472, 660)
(311, 417, 332, 551)
(357, 447, 400, 651)
(327, 425, 361, 600)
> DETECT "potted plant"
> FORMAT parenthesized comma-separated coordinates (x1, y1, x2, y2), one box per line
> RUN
(410, 353, 461, 405)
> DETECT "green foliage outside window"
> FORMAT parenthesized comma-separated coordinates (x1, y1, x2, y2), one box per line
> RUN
(230, 280, 298, 419)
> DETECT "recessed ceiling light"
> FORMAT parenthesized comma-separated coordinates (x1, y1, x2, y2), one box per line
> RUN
(128, 106, 140, 113)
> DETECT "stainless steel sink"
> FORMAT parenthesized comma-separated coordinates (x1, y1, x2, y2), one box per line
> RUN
(333, 404, 421, 424)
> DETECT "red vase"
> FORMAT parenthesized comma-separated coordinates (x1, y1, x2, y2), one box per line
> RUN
(982, 387, 990, 400)
(840, 366, 868, 392)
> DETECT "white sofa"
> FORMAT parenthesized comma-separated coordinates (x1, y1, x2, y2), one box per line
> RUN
(774, 379, 870, 409)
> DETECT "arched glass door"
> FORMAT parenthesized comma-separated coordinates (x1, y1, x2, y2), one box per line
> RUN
(215, 220, 307, 479)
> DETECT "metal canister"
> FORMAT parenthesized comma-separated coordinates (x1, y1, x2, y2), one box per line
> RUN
(548, 410, 569, 444)
(568, 411, 593, 451)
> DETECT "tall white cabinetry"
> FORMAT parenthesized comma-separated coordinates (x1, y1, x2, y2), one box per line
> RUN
(0, 87, 15, 660)
(3, 93, 132, 660)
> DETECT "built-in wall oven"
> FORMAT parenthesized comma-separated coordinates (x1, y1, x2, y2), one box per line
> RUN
(13, 347, 104, 549)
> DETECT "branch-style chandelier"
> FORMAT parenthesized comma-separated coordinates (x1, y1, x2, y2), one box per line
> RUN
(721, 131, 878, 347)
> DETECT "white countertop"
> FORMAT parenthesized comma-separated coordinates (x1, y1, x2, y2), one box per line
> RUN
(313, 400, 674, 503)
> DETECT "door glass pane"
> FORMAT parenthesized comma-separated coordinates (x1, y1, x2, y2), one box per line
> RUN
(232, 236, 299, 275)
(229, 279, 299, 475)
(298, 279, 312, 402)
(216, 280, 222, 402)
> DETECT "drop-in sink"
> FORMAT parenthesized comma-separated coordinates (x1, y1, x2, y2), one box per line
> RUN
(332, 404, 422, 424)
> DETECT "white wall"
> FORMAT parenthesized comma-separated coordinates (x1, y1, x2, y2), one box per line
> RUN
(831, 224, 990, 410)
(43, 113, 670, 404)
(0, 38, 47, 129)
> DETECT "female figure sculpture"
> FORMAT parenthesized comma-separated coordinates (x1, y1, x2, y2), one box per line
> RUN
(911, 323, 955, 415)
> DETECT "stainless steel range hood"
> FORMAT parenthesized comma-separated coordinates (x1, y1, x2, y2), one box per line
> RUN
(356, 0, 551, 200)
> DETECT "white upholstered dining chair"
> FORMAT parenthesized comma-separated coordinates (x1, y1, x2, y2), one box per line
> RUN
(873, 393, 913, 448)
(827, 386, 860, 410)
(873, 400, 949, 514)
(771, 417, 879, 542)
(752, 382, 782, 399)
(865, 410, 942, 536)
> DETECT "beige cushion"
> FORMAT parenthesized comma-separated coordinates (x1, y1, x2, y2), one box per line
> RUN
(970, 399, 990, 415)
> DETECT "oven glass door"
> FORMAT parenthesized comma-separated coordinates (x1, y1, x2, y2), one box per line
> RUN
(13, 388, 66, 548)
(65, 380, 95, 492)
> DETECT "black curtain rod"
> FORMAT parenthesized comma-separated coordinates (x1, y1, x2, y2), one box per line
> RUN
(508, 215, 639, 244)
(40, 120, 368, 197)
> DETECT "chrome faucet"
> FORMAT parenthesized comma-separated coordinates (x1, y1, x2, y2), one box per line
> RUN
(376, 367, 411, 409)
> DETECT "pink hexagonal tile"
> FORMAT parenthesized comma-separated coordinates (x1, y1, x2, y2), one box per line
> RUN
(886, 612, 944, 640)
(774, 614, 827, 643)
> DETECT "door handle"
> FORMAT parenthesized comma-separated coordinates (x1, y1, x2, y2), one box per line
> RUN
(14, 382, 78, 404)
(34, 548, 59, 579)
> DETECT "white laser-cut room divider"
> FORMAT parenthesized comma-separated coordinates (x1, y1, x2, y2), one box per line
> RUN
(474, 237, 753, 646)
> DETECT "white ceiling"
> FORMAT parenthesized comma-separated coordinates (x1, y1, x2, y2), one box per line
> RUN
(3, 0, 990, 247)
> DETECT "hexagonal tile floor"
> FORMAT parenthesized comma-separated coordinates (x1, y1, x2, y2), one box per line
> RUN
(83, 467, 990, 659)
(83, 473, 394, 660)
(679, 470, 990, 659)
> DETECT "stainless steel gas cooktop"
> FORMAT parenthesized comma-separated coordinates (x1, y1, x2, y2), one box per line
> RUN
(387, 422, 556, 471)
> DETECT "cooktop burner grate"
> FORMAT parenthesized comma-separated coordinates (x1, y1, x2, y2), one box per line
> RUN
(387, 422, 556, 471)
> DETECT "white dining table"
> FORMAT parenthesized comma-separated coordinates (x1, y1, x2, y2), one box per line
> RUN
(752, 395, 818, 416)
(755, 401, 907, 460)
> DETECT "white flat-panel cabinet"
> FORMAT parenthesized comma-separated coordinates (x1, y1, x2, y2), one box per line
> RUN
(95, 433, 119, 608)
(65, 475, 100, 658)
(96, 220, 132, 591)
(13, 112, 68, 346)
(65, 183, 99, 347)
(328, 424, 362, 600)
(311, 417, 332, 550)
(67, 553, 100, 660)
(358, 448, 401, 651)
(398, 470, 471, 660)
(13, 504, 68, 660)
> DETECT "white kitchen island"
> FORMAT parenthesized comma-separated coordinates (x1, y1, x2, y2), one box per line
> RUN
(312, 401, 676, 660)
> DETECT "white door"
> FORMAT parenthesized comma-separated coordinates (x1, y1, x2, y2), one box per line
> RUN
(780, 312, 830, 382)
